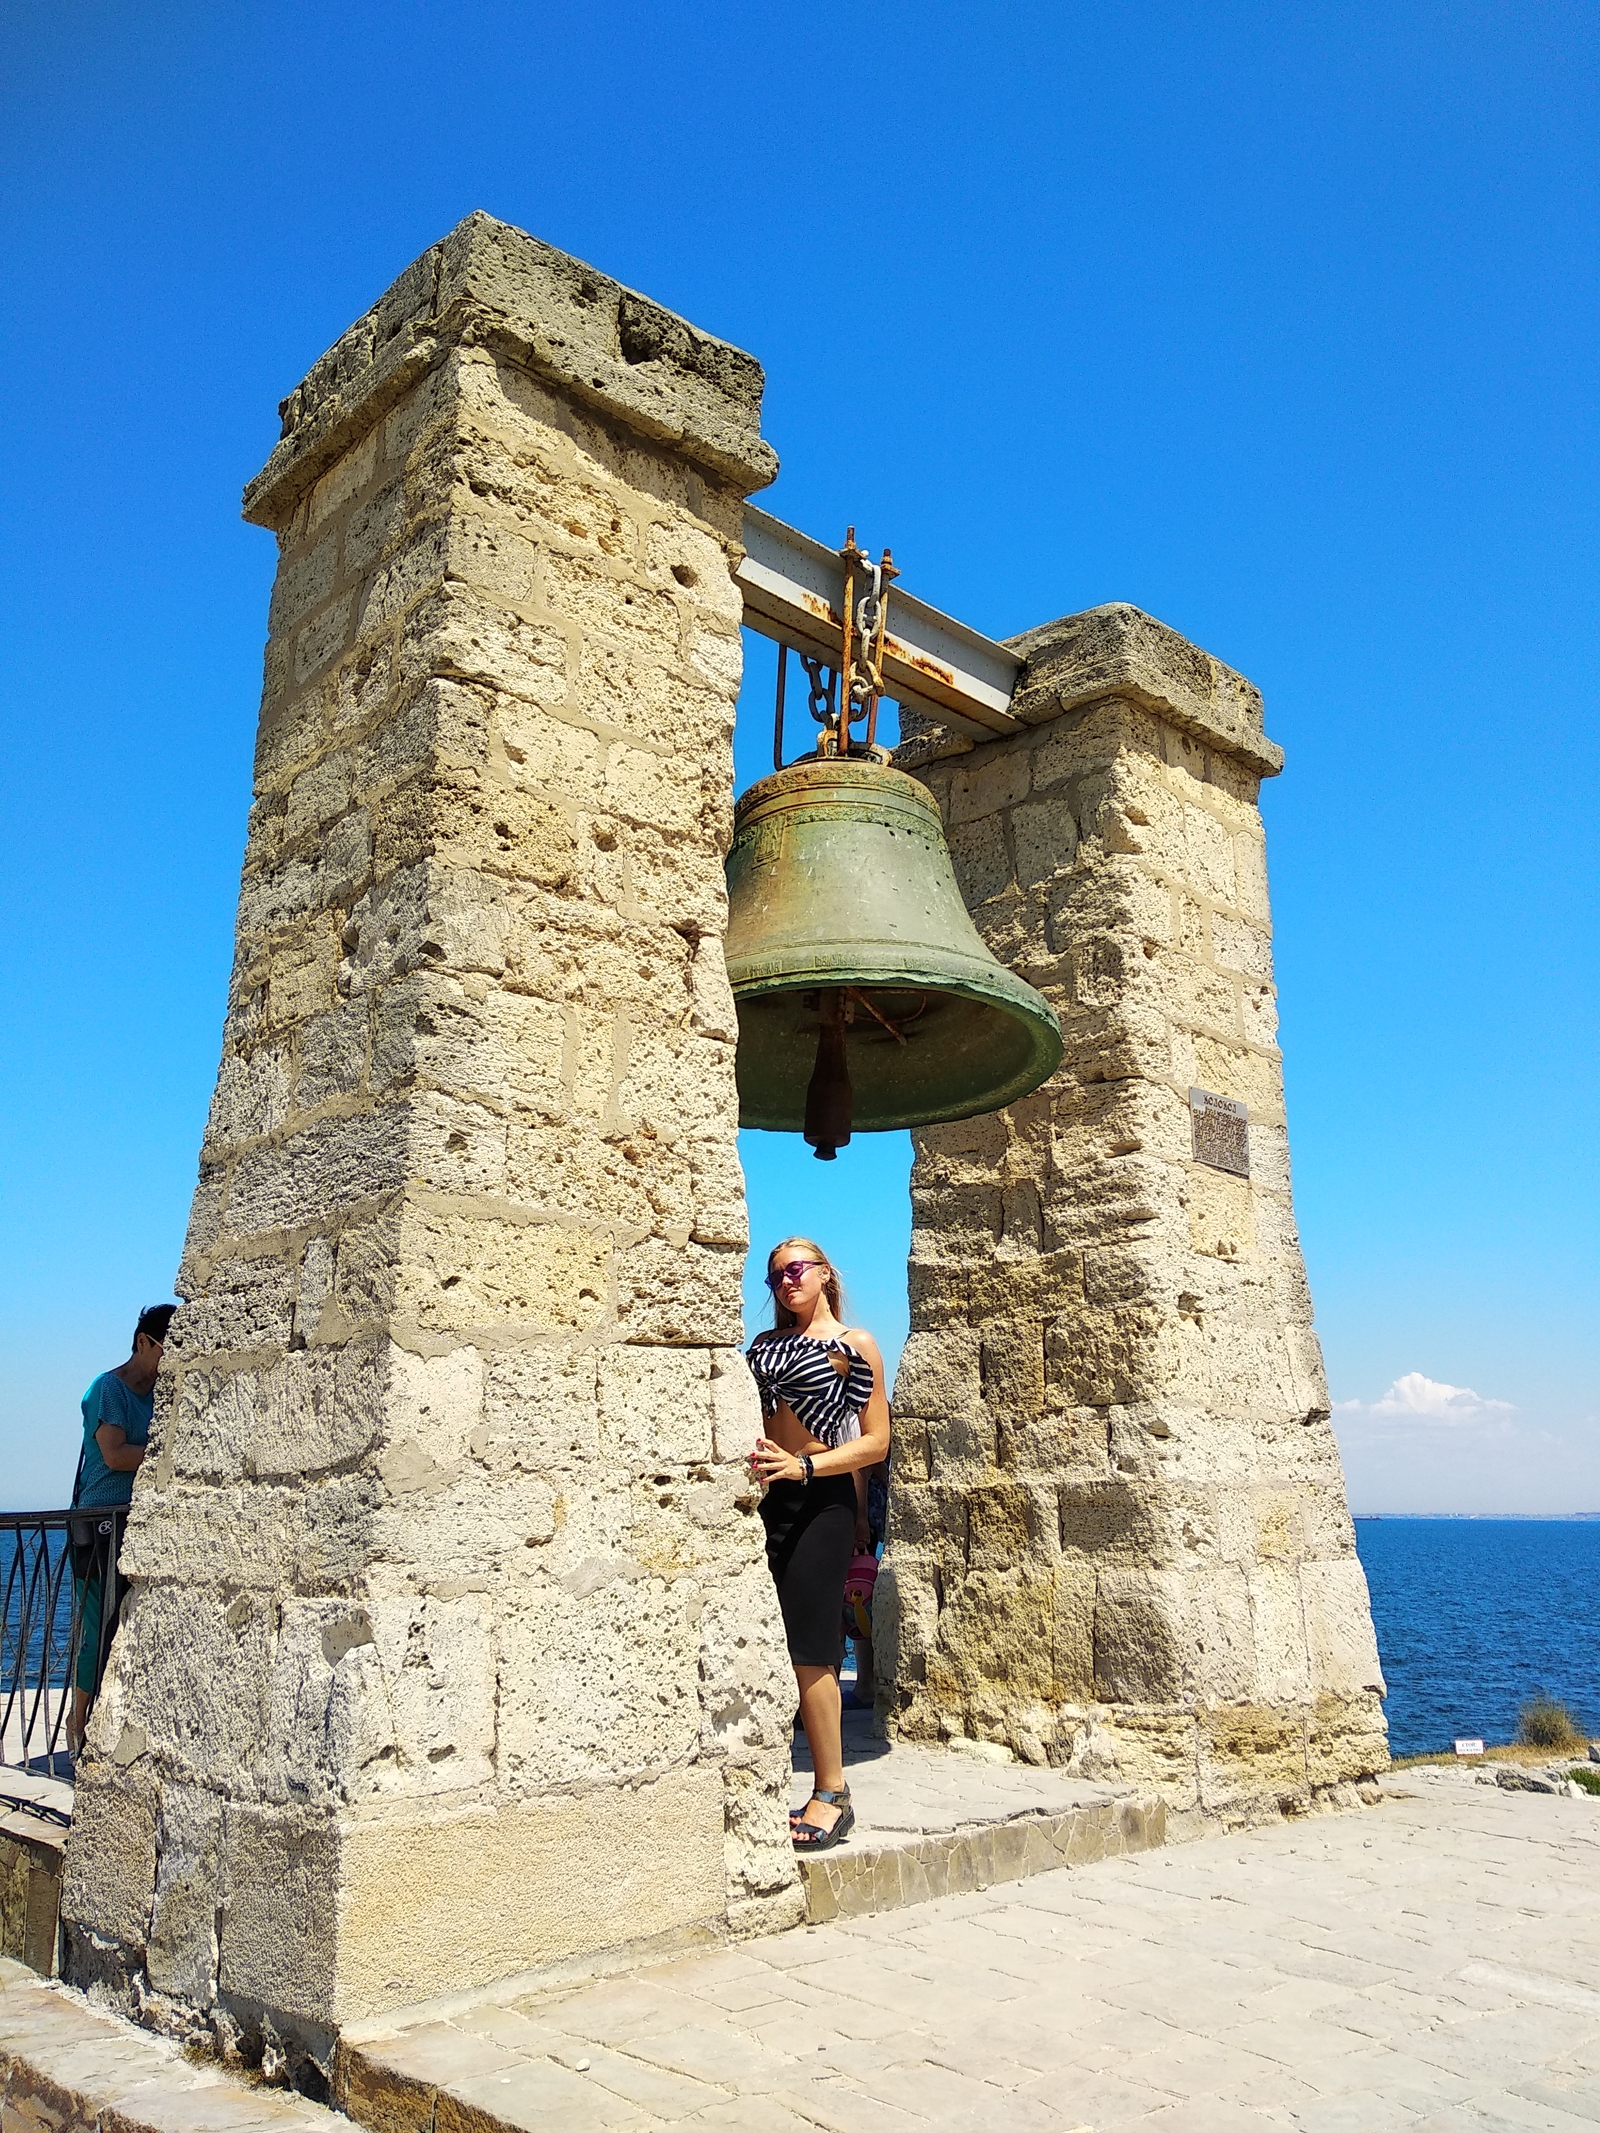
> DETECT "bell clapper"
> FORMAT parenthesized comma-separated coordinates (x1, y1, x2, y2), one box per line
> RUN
(803, 989, 854, 1160)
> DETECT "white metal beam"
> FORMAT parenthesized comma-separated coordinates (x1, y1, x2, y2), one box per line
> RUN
(737, 505, 1022, 740)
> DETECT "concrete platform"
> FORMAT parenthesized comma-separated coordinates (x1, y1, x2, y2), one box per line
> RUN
(792, 1707, 1164, 1921)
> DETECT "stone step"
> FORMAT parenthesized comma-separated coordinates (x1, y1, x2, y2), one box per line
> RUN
(0, 1956, 343, 2132)
(789, 1718, 1164, 1921)
(796, 1783, 1166, 1922)
(0, 1806, 67, 1977)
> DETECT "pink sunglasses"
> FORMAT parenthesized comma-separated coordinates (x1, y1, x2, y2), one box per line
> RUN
(766, 1259, 822, 1290)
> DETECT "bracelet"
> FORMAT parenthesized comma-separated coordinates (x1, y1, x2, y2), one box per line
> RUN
(799, 1454, 814, 1485)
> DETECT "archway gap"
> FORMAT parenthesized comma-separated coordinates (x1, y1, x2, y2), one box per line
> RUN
(731, 626, 913, 1386)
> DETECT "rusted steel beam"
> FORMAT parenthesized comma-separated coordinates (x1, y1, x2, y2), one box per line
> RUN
(738, 505, 1023, 740)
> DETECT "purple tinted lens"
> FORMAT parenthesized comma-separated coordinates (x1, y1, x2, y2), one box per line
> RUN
(767, 1261, 814, 1288)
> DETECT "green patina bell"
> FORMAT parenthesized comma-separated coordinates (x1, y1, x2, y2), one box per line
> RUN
(725, 756, 1063, 1158)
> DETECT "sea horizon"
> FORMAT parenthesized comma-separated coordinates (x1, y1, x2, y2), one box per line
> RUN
(1353, 1511, 1600, 1521)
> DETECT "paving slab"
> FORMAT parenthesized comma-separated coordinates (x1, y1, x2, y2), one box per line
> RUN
(0, 1956, 343, 2132)
(339, 1765, 1600, 2132)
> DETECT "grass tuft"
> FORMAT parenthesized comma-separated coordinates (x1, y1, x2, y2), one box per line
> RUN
(1517, 1696, 1587, 1751)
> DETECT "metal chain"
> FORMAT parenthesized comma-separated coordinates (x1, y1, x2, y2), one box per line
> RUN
(799, 655, 837, 732)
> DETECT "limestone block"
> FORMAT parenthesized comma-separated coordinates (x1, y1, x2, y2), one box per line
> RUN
(1077, 1709, 1199, 1811)
(928, 1571, 1059, 1705)
(1301, 1557, 1387, 1701)
(1197, 1704, 1308, 1814)
(332, 1765, 727, 2021)
(218, 1804, 339, 2027)
(477, 1346, 601, 1472)
(1247, 1562, 1314, 1704)
(721, 1761, 804, 1914)
(598, 1344, 716, 1468)
(60, 1768, 157, 1955)
(294, 1001, 370, 1112)
(696, 1556, 795, 1761)
(226, 1110, 409, 1239)
(167, 1342, 384, 1485)
(145, 1783, 223, 2008)
(494, 1574, 703, 1789)
(893, 1329, 982, 1424)
(106, 1588, 276, 1789)
(615, 1236, 744, 1345)
(1092, 1568, 1188, 1704)
(710, 1349, 763, 1465)
(122, 1476, 377, 1596)
(1306, 1691, 1389, 1788)
(392, 1206, 609, 1337)
(170, 1255, 297, 1361)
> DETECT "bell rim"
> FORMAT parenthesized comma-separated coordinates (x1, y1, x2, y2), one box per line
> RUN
(731, 966, 1064, 1133)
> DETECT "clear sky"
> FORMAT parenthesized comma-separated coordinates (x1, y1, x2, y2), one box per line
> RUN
(2, 2, 1594, 1514)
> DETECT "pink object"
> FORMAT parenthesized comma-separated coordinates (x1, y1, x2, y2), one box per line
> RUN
(844, 1553, 879, 1604)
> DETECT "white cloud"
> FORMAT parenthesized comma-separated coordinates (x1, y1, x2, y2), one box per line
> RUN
(1327, 1371, 1600, 1515)
(1333, 1371, 1516, 1430)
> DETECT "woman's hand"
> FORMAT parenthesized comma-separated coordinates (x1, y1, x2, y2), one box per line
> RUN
(750, 1436, 806, 1486)
(854, 1517, 872, 1552)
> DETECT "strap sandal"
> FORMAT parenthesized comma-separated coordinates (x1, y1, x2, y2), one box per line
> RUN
(789, 1783, 849, 1826)
(792, 1789, 855, 1851)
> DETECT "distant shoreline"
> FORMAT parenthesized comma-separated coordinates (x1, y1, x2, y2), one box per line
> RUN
(1353, 1512, 1600, 1522)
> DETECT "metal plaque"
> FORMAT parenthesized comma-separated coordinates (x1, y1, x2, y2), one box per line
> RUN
(1190, 1088, 1249, 1177)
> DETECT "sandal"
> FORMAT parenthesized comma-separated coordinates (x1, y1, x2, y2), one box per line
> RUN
(792, 1787, 855, 1851)
(789, 1782, 849, 1826)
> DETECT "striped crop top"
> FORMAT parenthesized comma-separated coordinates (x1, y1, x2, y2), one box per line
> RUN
(745, 1332, 874, 1450)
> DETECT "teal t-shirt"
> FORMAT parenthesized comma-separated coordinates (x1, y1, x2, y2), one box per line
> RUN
(76, 1372, 152, 1508)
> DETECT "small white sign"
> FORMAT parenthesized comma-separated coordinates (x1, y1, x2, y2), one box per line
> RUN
(1454, 1738, 1485, 1757)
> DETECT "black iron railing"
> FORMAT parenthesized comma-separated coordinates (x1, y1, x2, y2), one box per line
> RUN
(0, 1507, 128, 1808)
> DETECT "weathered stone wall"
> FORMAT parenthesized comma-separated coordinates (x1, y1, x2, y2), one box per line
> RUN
(62, 215, 801, 2062)
(879, 605, 1387, 1829)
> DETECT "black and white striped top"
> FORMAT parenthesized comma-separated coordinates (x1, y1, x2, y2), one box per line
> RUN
(746, 1333, 874, 1449)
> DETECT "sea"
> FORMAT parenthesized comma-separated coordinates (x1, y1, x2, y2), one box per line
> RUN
(1355, 1517, 1600, 1759)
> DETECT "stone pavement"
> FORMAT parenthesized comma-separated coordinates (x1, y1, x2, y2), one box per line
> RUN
(0, 1953, 343, 2132)
(342, 1765, 1600, 2130)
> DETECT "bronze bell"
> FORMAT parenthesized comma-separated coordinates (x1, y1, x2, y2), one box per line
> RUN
(725, 755, 1063, 1158)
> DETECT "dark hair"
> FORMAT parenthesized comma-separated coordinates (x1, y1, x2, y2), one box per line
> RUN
(134, 1303, 177, 1351)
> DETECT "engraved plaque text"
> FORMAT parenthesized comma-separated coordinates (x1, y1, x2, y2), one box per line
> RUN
(1190, 1087, 1249, 1177)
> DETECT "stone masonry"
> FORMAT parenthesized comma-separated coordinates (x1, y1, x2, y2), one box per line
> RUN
(61, 214, 802, 2069)
(878, 605, 1388, 1827)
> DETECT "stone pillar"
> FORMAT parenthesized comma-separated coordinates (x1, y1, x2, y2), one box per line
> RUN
(62, 214, 802, 2067)
(879, 605, 1387, 1829)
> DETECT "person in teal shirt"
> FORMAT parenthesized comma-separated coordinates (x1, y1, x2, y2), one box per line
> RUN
(68, 1302, 175, 1756)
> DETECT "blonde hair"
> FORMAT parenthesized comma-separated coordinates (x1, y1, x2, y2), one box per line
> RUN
(768, 1236, 844, 1331)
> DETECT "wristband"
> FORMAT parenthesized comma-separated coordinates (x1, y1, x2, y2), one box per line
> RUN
(800, 1454, 814, 1485)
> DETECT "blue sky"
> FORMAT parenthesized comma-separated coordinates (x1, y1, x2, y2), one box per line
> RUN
(2, 1, 1594, 1513)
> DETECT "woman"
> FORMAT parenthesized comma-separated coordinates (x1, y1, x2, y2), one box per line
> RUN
(747, 1238, 891, 1851)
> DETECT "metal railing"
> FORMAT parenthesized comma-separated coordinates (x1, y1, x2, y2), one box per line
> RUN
(1, 1507, 128, 1814)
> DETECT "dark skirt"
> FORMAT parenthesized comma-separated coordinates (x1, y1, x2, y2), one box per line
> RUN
(760, 1473, 856, 1668)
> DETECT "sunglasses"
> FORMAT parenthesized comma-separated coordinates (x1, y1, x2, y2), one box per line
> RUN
(766, 1259, 822, 1290)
